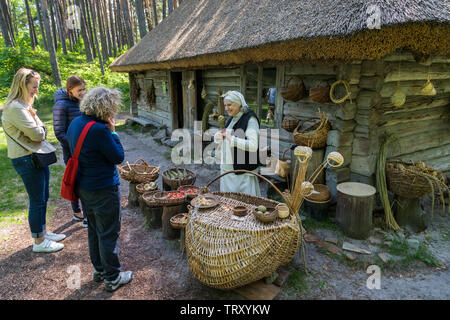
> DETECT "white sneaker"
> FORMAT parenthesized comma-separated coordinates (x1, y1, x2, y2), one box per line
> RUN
(45, 231, 66, 242)
(33, 239, 64, 253)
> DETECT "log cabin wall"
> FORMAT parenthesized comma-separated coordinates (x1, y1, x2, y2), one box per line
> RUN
(351, 51, 450, 188)
(135, 70, 172, 129)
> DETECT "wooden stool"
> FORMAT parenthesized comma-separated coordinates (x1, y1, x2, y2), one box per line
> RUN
(336, 182, 376, 240)
(142, 202, 163, 229)
(162, 204, 183, 239)
(128, 182, 140, 207)
(394, 196, 428, 233)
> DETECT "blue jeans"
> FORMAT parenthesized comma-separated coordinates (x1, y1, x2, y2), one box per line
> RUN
(77, 185, 122, 281)
(62, 146, 85, 218)
(11, 155, 49, 239)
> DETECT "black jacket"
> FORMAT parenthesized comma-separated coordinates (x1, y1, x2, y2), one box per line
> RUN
(52, 89, 82, 161)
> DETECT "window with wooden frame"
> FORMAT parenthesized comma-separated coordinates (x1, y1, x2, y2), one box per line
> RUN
(240, 65, 277, 128)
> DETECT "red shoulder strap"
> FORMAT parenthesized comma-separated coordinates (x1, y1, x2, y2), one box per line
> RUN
(72, 121, 95, 159)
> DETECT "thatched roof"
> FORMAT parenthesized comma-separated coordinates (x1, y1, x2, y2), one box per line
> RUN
(110, 0, 450, 72)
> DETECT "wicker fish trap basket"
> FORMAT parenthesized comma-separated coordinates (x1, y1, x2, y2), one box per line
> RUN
(118, 158, 160, 183)
(385, 160, 445, 199)
(293, 118, 330, 149)
(162, 168, 196, 190)
(185, 170, 302, 290)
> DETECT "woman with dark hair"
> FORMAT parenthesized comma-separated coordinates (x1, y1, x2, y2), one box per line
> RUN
(2, 68, 65, 253)
(53, 75, 87, 227)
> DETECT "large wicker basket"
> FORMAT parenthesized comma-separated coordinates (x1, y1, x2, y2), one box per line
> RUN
(281, 76, 306, 102)
(185, 170, 301, 290)
(386, 160, 435, 198)
(118, 158, 160, 183)
(293, 120, 330, 149)
(162, 168, 196, 190)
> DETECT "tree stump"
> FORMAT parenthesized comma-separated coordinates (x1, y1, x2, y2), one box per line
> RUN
(336, 182, 376, 240)
(141, 198, 163, 229)
(128, 182, 140, 207)
(394, 196, 428, 233)
(162, 204, 183, 239)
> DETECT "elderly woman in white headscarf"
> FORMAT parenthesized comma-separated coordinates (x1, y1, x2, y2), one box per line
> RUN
(214, 90, 261, 196)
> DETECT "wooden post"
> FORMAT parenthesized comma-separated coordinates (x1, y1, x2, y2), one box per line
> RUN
(162, 204, 183, 239)
(336, 182, 376, 240)
(128, 182, 140, 207)
(394, 196, 428, 233)
(180, 228, 186, 254)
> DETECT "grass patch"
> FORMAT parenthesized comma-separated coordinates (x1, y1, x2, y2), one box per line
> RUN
(287, 269, 310, 293)
(380, 239, 440, 268)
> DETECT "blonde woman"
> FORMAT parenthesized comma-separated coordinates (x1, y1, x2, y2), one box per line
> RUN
(1, 68, 65, 253)
(66, 87, 132, 292)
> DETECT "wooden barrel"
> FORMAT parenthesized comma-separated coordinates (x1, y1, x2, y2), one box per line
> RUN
(336, 182, 376, 240)
(290, 148, 325, 187)
(162, 204, 184, 239)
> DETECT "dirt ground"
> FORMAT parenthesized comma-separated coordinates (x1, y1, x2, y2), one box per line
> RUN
(0, 113, 449, 300)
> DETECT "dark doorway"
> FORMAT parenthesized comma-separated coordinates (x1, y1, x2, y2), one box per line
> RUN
(170, 71, 184, 129)
(195, 70, 205, 122)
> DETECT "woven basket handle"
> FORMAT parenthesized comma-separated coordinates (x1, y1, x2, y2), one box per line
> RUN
(281, 148, 290, 159)
(204, 169, 292, 208)
(286, 114, 299, 121)
(135, 158, 149, 167)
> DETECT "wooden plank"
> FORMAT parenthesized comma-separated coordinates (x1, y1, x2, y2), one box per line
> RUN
(285, 63, 336, 76)
(283, 101, 339, 120)
(394, 144, 450, 164)
(137, 110, 171, 128)
(275, 65, 285, 128)
(203, 68, 240, 78)
(233, 280, 281, 300)
(350, 154, 378, 176)
(378, 106, 450, 126)
(423, 155, 450, 173)
(376, 95, 449, 115)
(203, 76, 240, 87)
(386, 130, 450, 158)
(240, 66, 247, 97)
(384, 62, 450, 82)
(378, 118, 449, 138)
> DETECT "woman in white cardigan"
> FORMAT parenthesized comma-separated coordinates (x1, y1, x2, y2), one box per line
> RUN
(214, 91, 261, 196)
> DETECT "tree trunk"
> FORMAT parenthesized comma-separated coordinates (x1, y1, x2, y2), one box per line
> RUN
(101, 0, 112, 57)
(89, 0, 104, 74)
(394, 196, 428, 233)
(128, 182, 140, 207)
(167, 0, 172, 15)
(41, 0, 62, 86)
(120, 0, 134, 47)
(129, 0, 138, 44)
(35, 0, 48, 50)
(25, 0, 37, 49)
(75, 0, 93, 62)
(54, 0, 68, 55)
(151, 0, 157, 26)
(114, 0, 123, 50)
(162, 0, 166, 19)
(48, 0, 59, 51)
(143, 0, 152, 31)
(135, 0, 147, 39)
(95, 0, 108, 62)
(173, 0, 177, 9)
(108, 0, 117, 56)
(83, 0, 96, 59)
(0, 0, 14, 46)
(336, 182, 376, 240)
(4, 0, 15, 44)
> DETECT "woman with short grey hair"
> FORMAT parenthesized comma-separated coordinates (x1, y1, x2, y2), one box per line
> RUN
(66, 86, 133, 292)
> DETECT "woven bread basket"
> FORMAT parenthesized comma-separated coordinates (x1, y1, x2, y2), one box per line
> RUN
(162, 168, 196, 190)
(170, 213, 189, 229)
(309, 83, 331, 104)
(141, 190, 163, 207)
(386, 160, 434, 198)
(281, 76, 306, 102)
(118, 158, 160, 183)
(304, 184, 331, 203)
(293, 120, 330, 149)
(136, 182, 158, 194)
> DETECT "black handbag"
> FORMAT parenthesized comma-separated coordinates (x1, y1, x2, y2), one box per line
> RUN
(4, 127, 57, 168)
(31, 151, 57, 168)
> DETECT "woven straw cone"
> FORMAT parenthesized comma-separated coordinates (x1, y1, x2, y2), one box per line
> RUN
(118, 158, 160, 183)
(185, 192, 301, 290)
(386, 161, 433, 198)
(293, 120, 330, 149)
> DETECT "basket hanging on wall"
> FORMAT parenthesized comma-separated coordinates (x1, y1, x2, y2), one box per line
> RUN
(420, 75, 436, 96)
(146, 80, 156, 108)
(330, 80, 352, 104)
(309, 82, 331, 104)
(281, 76, 306, 102)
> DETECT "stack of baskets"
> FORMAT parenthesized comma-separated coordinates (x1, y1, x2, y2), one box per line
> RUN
(293, 113, 330, 149)
(118, 158, 160, 183)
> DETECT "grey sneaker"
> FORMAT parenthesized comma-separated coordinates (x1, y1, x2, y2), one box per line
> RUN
(82, 219, 88, 228)
(105, 271, 133, 292)
(93, 270, 104, 282)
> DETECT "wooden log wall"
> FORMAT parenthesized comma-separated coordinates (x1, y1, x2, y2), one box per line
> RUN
(281, 62, 359, 200)
(135, 70, 172, 129)
(350, 50, 450, 188)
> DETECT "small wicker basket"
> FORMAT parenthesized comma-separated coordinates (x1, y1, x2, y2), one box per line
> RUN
(141, 190, 162, 207)
(282, 114, 300, 132)
(293, 120, 330, 149)
(118, 158, 160, 183)
(304, 184, 331, 203)
(162, 168, 196, 190)
(150, 191, 187, 206)
(252, 208, 278, 223)
(136, 182, 158, 194)
(170, 213, 189, 229)
(281, 76, 306, 102)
